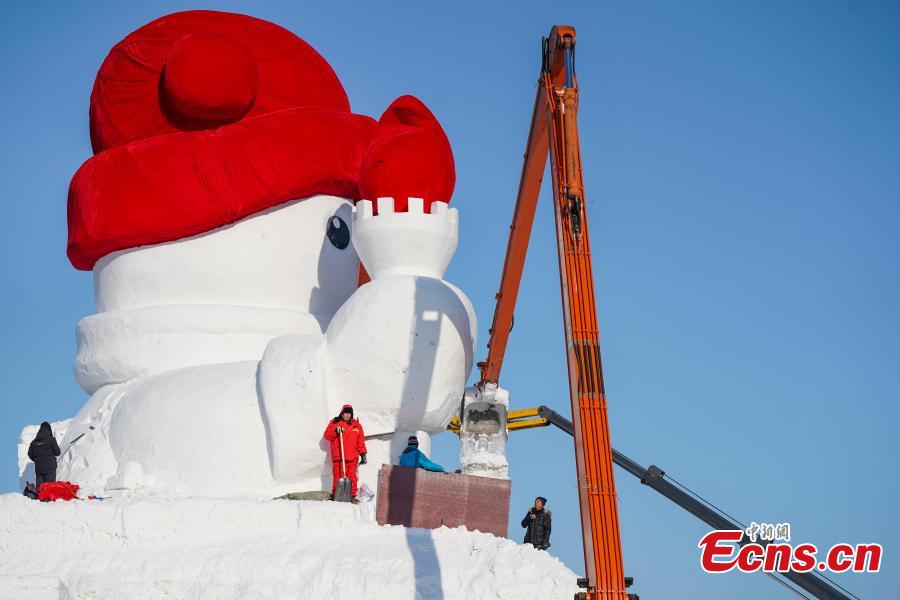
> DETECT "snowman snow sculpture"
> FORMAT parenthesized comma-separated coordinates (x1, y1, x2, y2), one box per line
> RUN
(59, 10, 476, 496)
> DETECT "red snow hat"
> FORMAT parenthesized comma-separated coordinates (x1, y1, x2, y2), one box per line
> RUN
(67, 11, 455, 270)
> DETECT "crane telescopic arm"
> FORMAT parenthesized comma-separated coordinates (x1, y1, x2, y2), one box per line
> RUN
(478, 26, 628, 600)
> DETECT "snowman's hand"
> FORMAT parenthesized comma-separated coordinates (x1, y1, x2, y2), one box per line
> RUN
(352, 197, 459, 280)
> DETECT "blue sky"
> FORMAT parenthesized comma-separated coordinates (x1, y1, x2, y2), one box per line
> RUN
(1, 1, 898, 598)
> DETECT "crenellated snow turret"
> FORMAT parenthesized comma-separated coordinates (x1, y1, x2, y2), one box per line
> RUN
(352, 197, 459, 280)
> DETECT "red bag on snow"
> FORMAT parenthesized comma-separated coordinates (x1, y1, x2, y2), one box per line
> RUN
(37, 481, 80, 502)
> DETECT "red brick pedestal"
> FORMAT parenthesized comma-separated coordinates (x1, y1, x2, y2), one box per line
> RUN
(375, 464, 511, 538)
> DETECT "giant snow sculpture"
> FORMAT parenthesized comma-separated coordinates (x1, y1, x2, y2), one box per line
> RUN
(58, 10, 476, 496)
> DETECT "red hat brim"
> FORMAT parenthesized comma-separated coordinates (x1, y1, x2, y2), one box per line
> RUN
(68, 96, 456, 270)
(69, 108, 376, 270)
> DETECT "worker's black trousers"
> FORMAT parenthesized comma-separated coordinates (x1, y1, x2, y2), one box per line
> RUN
(36, 470, 56, 487)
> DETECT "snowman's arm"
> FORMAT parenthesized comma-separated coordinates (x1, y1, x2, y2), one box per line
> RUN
(324, 275, 476, 435)
(258, 334, 332, 482)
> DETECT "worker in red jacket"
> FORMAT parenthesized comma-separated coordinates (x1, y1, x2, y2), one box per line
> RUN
(323, 404, 367, 502)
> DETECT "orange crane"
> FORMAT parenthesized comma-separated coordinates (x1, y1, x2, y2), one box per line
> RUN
(476, 25, 629, 600)
(467, 25, 859, 600)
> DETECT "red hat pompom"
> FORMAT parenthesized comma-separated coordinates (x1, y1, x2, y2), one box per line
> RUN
(160, 32, 259, 126)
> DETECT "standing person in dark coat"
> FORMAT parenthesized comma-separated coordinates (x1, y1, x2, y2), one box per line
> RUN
(28, 422, 61, 487)
(521, 496, 552, 550)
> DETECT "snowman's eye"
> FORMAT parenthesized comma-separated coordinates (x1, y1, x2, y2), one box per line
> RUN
(326, 215, 350, 250)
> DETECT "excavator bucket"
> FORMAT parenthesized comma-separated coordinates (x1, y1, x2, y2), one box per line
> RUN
(459, 400, 509, 478)
(462, 402, 503, 435)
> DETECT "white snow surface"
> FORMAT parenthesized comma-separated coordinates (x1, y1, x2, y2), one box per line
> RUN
(0, 493, 579, 600)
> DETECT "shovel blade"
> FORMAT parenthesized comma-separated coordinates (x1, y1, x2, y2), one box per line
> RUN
(334, 477, 352, 502)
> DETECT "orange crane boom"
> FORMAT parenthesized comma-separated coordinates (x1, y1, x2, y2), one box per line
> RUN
(478, 26, 628, 600)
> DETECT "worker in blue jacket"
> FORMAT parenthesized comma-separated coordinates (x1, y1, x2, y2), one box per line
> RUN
(398, 435, 444, 472)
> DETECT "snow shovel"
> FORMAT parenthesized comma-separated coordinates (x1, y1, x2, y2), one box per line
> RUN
(333, 426, 352, 503)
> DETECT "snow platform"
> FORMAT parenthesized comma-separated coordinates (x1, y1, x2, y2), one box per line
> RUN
(376, 464, 511, 538)
(0, 492, 578, 599)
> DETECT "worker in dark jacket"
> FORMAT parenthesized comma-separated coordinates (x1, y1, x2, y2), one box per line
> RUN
(28, 422, 61, 487)
(398, 435, 444, 472)
(521, 496, 552, 550)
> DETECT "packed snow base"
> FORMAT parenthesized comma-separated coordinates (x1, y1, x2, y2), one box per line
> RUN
(0, 493, 579, 600)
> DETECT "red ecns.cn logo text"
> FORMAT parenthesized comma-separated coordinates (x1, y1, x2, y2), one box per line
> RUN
(698, 530, 882, 574)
